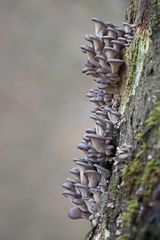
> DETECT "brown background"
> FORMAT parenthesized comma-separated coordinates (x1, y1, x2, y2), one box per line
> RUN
(0, 1, 130, 239)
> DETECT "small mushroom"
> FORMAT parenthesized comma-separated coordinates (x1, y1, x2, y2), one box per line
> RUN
(90, 188, 102, 204)
(111, 40, 124, 51)
(94, 164, 110, 185)
(106, 27, 117, 38)
(76, 161, 91, 184)
(62, 182, 75, 191)
(72, 198, 88, 213)
(123, 22, 132, 33)
(84, 170, 101, 188)
(89, 35, 102, 54)
(70, 167, 80, 180)
(91, 17, 106, 38)
(107, 59, 124, 74)
(68, 207, 83, 220)
(95, 54, 111, 70)
(77, 141, 90, 155)
(86, 133, 106, 153)
(81, 45, 99, 66)
(63, 190, 80, 203)
(115, 27, 125, 37)
(102, 36, 115, 47)
(104, 47, 119, 60)
(74, 183, 89, 198)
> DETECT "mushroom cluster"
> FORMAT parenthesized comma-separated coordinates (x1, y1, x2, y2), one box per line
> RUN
(62, 18, 135, 227)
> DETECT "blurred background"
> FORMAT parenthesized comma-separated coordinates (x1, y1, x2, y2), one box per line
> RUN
(0, 0, 131, 240)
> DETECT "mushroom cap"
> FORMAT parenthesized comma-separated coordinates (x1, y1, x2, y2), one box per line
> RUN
(82, 66, 93, 73)
(91, 17, 106, 27)
(105, 22, 116, 28)
(89, 35, 101, 41)
(73, 157, 87, 163)
(76, 161, 90, 168)
(96, 68, 108, 74)
(93, 164, 110, 178)
(104, 105, 121, 116)
(62, 182, 75, 191)
(111, 40, 124, 48)
(106, 27, 118, 37)
(80, 45, 94, 53)
(72, 198, 83, 205)
(86, 128, 96, 134)
(62, 190, 78, 198)
(68, 207, 82, 220)
(102, 36, 115, 41)
(70, 167, 80, 175)
(77, 141, 89, 151)
(118, 37, 127, 43)
(86, 133, 105, 141)
(65, 178, 78, 184)
(104, 47, 119, 60)
(84, 34, 93, 43)
(115, 27, 125, 37)
(95, 54, 106, 60)
(74, 183, 88, 189)
(84, 170, 101, 188)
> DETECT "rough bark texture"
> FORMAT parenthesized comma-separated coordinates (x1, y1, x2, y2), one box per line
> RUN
(85, 1, 160, 239)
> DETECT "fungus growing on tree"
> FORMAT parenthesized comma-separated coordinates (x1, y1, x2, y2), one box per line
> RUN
(62, 17, 135, 226)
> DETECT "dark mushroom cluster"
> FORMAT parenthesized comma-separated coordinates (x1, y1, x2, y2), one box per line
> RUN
(62, 18, 135, 227)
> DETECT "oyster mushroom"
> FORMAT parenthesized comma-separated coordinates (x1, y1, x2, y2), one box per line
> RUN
(86, 133, 106, 153)
(104, 47, 119, 60)
(69, 167, 80, 180)
(84, 170, 101, 188)
(107, 59, 124, 74)
(91, 17, 106, 38)
(68, 207, 83, 220)
(76, 161, 91, 184)
(90, 188, 102, 204)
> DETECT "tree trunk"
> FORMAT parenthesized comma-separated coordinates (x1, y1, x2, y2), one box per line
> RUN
(85, 1, 160, 239)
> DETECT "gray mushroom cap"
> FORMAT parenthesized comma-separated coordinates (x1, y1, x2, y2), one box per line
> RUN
(73, 157, 87, 164)
(72, 198, 88, 213)
(106, 27, 117, 38)
(115, 27, 125, 37)
(102, 36, 115, 47)
(89, 35, 102, 54)
(86, 128, 96, 134)
(123, 22, 132, 33)
(63, 190, 81, 203)
(75, 161, 92, 184)
(107, 58, 124, 74)
(70, 167, 80, 180)
(77, 141, 90, 153)
(104, 47, 119, 60)
(80, 45, 94, 53)
(84, 34, 94, 44)
(62, 182, 75, 191)
(86, 133, 106, 153)
(91, 17, 106, 38)
(111, 40, 124, 51)
(68, 207, 83, 220)
(84, 170, 101, 188)
(65, 178, 78, 184)
(74, 183, 89, 198)
(118, 37, 128, 44)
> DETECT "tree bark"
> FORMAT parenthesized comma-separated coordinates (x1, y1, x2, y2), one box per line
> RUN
(85, 1, 160, 239)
